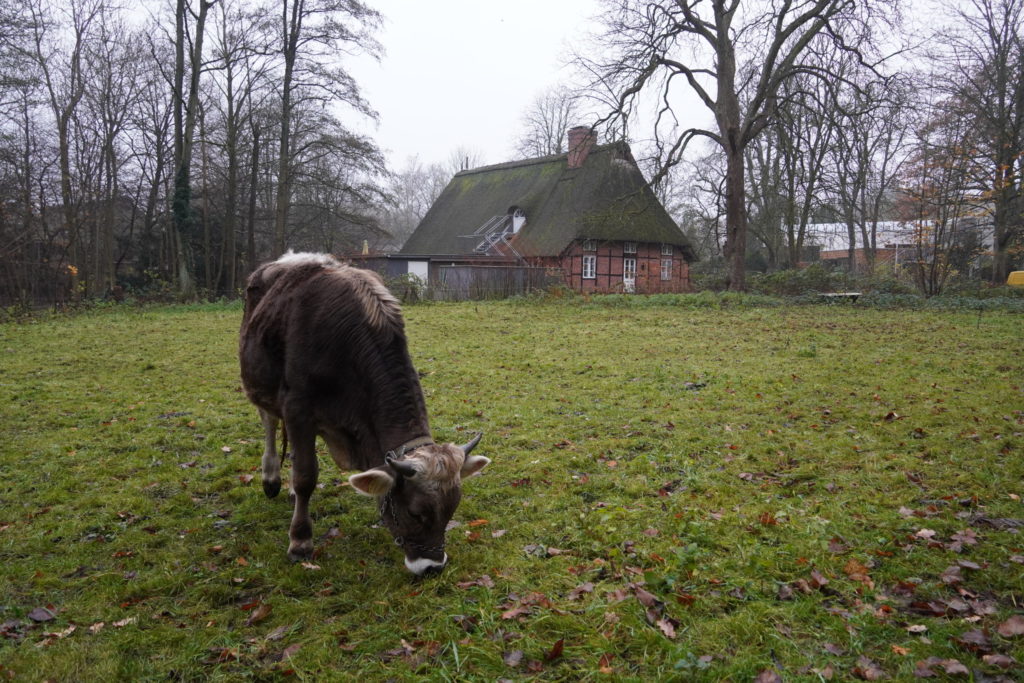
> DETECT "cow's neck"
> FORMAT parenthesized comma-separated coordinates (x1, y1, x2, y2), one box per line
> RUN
(362, 357, 432, 463)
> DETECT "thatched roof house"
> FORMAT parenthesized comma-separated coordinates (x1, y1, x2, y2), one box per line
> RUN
(399, 127, 695, 294)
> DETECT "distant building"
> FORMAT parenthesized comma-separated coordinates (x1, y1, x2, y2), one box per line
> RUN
(396, 127, 696, 295)
(804, 220, 994, 271)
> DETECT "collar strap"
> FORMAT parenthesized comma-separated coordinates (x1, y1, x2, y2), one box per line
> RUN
(385, 436, 434, 460)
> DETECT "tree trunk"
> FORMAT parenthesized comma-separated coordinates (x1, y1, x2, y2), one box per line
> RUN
(247, 123, 261, 275)
(723, 147, 747, 291)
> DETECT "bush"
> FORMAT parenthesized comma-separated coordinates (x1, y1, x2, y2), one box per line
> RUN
(386, 273, 427, 304)
(748, 264, 849, 296)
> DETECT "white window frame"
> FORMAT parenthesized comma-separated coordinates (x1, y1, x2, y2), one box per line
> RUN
(623, 241, 638, 254)
(661, 243, 673, 256)
(582, 254, 596, 279)
(582, 239, 597, 252)
(661, 258, 672, 280)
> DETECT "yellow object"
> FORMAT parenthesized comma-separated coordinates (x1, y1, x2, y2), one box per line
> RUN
(1008, 271, 1024, 287)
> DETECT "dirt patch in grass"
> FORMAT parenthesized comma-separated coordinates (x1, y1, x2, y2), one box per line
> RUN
(0, 302, 1021, 680)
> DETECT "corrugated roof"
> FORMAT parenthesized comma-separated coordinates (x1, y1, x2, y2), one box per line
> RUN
(400, 142, 695, 260)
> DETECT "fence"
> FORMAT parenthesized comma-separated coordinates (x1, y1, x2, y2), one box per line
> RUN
(429, 265, 563, 301)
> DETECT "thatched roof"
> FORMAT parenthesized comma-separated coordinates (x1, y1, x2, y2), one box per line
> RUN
(399, 141, 695, 260)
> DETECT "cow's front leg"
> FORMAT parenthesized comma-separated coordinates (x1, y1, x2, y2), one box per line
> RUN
(259, 408, 283, 499)
(284, 417, 317, 561)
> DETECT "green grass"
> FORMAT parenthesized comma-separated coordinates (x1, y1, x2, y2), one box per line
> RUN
(1, 300, 1022, 681)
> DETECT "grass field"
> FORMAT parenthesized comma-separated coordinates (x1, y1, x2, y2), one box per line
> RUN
(1, 299, 1022, 681)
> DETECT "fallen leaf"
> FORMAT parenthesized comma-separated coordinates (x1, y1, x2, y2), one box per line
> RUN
(545, 638, 564, 662)
(88, 622, 105, 634)
(852, 655, 888, 680)
(282, 643, 301, 659)
(113, 616, 137, 628)
(503, 649, 524, 667)
(809, 569, 830, 589)
(501, 606, 531, 621)
(300, 562, 321, 571)
(940, 565, 963, 585)
(245, 603, 272, 626)
(456, 575, 495, 590)
(754, 669, 783, 683)
(634, 587, 659, 608)
(655, 616, 678, 639)
(27, 607, 56, 623)
(759, 511, 779, 526)
(997, 615, 1024, 637)
(265, 624, 291, 641)
(954, 629, 992, 653)
(567, 582, 594, 601)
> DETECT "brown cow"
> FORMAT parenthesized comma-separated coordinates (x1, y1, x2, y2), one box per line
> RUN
(239, 252, 489, 575)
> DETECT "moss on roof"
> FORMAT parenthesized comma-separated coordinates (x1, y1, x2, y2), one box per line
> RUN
(399, 142, 695, 259)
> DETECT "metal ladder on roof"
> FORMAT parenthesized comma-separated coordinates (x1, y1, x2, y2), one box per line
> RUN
(462, 215, 523, 260)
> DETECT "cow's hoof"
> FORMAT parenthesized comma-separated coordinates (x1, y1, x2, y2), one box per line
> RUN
(263, 479, 281, 499)
(287, 541, 313, 562)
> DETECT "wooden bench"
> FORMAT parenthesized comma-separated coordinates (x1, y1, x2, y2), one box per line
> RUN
(818, 292, 861, 303)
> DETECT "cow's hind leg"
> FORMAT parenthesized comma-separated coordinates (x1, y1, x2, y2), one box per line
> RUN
(259, 408, 283, 499)
(284, 415, 318, 561)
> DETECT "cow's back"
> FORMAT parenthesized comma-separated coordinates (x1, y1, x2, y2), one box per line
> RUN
(239, 253, 403, 408)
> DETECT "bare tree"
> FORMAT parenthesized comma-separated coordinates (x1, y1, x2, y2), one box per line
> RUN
(271, 0, 381, 256)
(898, 103, 978, 294)
(514, 84, 583, 158)
(445, 145, 486, 175)
(208, 0, 274, 292)
(583, 0, 893, 290)
(82, 15, 144, 295)
(933, 0, 1024, 283)
(25, 0, 104, 300)
(168, 0, 214, 298)
(827, 75, 913, 271)
(380, 155, 449, 249)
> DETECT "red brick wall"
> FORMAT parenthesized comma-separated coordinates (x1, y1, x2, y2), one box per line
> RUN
(558, 240, 691, 294)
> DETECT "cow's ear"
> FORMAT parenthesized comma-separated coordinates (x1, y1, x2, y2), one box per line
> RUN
(460, 455, 490, 479)
(349, 468, 395, 496)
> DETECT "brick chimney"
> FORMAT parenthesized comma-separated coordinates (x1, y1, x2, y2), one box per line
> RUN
(567, 126, 596, 169)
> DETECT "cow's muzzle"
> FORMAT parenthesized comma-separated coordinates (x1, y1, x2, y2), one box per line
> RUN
(404, 552, 448, 576)
(396, 536, 447, 576)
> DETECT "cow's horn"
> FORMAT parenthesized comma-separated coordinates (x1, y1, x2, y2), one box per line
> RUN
(386, 455, 419, 478)
(460, 432, 483, 455)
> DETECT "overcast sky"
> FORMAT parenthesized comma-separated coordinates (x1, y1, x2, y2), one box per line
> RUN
(350, 0, 606, 169)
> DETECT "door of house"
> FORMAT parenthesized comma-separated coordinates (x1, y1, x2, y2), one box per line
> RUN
(623, 258, 637, 293)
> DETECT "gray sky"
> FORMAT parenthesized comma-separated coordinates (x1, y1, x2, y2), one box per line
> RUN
(350, 0, 605, 169)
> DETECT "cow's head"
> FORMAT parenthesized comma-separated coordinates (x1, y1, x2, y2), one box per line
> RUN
(348, 434, 489, 576)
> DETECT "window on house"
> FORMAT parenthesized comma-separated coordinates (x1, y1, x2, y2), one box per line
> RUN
(582, 254, 596, 279)
(661, 244, 673, 256)
(582, 239, 597, 251)
(623, 241, 637, 254)
(661, 258, 672, 280)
